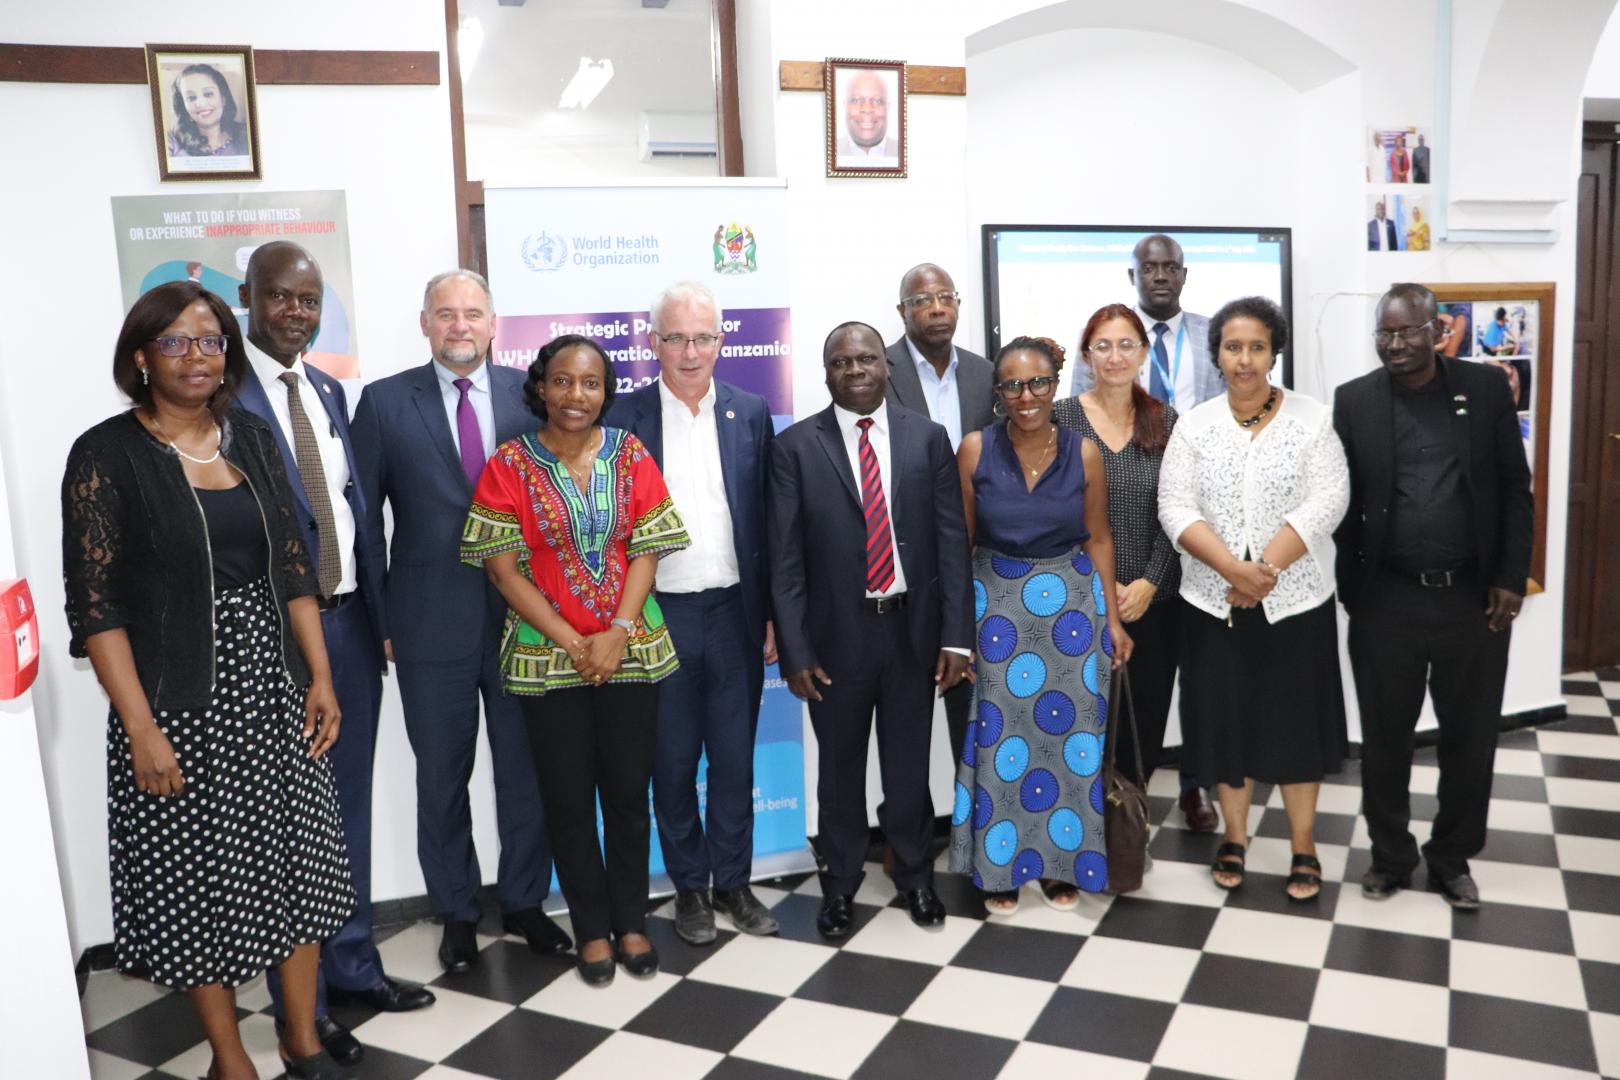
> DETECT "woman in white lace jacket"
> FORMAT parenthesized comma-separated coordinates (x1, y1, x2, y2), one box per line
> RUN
(1157, 296, 1350, 904)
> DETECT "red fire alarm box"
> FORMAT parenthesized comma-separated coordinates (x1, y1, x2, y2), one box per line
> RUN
(0, 578, 39, 700)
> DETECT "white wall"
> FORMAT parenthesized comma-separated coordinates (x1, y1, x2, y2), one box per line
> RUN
(0, 1, 464, 953)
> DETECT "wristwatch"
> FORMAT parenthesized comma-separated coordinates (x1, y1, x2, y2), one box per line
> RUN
(610, 617, 635, 634)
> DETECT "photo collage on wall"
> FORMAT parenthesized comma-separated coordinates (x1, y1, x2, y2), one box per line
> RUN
(1436, 298, 1538, 466)
(1366, 125, 1431, 252)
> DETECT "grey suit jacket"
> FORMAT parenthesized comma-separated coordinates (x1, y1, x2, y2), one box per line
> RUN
(884, 337, 996, 442)
(1067, 310, 1223, 408)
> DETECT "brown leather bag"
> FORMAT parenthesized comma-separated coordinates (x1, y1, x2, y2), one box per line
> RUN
(1102, 665, 1150, 895)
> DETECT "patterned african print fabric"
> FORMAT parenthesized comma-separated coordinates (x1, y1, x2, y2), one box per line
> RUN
(949, 546, 1115, 894)
(461, 427, 690, 695)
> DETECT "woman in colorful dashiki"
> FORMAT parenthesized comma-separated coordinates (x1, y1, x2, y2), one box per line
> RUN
(461, 335, 690, 986)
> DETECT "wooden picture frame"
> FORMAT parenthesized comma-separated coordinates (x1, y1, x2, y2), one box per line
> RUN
(824, 58, 906, 179)
(145, 44, 262, 182)
(1425, 281, 1554, 592)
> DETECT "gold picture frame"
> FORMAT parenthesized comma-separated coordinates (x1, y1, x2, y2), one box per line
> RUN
(824, 58, 907, 179)
(145, 43, 262, 182)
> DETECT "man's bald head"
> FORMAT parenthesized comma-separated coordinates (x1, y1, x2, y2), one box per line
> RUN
(1130, 234, 1187, 320)
(239, 241, 323, 365)
(244, 240, 320, 284)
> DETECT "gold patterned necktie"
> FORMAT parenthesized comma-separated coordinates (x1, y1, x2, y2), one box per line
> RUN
(279, 370, 342, 597)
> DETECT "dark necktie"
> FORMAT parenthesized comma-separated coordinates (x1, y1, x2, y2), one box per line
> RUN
(454, 377, 486, 487)
(857, 417, 896, 594)
(278, 371, 342, 597)
(1150, 321, 1173, 405)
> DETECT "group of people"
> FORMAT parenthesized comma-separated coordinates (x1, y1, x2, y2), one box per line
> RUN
(61, 234, 1532, 1080)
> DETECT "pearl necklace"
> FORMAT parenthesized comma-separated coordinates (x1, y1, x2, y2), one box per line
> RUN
(150, 413, 222, 465)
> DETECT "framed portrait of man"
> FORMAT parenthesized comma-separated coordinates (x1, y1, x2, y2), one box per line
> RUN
(145, 44, 262, 182)
(824, 58, 906, 179)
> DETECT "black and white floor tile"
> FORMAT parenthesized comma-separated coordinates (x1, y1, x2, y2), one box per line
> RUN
(83, 673, 1620, 1079)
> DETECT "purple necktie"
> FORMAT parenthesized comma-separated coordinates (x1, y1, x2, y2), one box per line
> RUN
(454, 377, 485, 487)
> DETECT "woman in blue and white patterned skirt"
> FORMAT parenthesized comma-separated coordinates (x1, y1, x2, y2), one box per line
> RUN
(949, 336, 1133, 914)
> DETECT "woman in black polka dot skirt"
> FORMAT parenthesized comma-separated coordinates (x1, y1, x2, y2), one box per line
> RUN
(62, 282, 355, 1080)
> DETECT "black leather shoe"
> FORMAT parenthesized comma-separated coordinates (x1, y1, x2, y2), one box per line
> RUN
(1179, 787, 1219, 833)
(327, 977, 436, 1013)
(616, 935, 660, 978)
(673, 889, 718, 945)
(279, 1043, 355, 1080)
(274, 1017, 362, 1067)
(816, 894, 855, 938)
(1360, 866, 1412, 900)
(503, 907, 574, 955)
(1428, 870, 1481, 910)
(902, 887, 947, 927)
(576, 942, 616, 986)
(713, 885, 780, 936)
(439, 919, 479, 973)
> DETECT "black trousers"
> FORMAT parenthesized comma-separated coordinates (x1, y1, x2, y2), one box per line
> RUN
(520, 683, 659, 942)
(808, 610, 936, 897)
(1348, 571, 1511, 879)
(943, 678, 972, 770)
(1115, 597, 1182, 785)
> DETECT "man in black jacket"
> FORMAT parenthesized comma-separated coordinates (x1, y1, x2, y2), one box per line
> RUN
(1334, 283, 1532, 910)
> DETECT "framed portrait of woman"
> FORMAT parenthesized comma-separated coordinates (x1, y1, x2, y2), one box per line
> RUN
(145, 44, 262, 182)
(824, 58, 907, 179)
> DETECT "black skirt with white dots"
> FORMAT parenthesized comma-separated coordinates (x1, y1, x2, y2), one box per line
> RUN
(105, 576, 354, 990)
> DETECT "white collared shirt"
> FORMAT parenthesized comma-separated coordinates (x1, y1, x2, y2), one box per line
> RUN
(1137, 307, 1199, 410)
(904, 336, 963, 450)
(655, 379, 740, 593)
(832, 400, 908, 598)
(245, 339, 357, 594)
(432, 357, 497, 462)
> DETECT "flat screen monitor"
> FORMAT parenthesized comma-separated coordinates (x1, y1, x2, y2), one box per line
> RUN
(982, 224, 1295, 391)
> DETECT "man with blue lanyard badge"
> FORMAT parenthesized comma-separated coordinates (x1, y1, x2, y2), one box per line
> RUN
(1071, 233, 1224, 833)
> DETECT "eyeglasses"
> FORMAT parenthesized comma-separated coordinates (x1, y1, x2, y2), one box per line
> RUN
(847, 96, 887, 109)
(1373, 322, 1433, 347)
(996, 375, 1059, 399)
(657, 333, 721, 351)
(150, 334, 229, 357)
(901, 291, 960, 311)
(1086, 339, 1144, 360)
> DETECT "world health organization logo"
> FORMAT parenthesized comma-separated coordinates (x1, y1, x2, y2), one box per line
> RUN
(521, 231, 569, 271)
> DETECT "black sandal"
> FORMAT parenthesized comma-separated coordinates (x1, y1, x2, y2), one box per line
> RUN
(1210, 841, 1246, 890)
(1287, 853, 1323, 903)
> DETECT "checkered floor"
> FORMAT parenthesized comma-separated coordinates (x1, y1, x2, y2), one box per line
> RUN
(83, 674, 1620, 1080)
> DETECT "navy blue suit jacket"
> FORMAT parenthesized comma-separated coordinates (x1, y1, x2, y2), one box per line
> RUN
(233, 362, 384, 656)
(606, 380, 773, 647)
(350, 360, 535, 664)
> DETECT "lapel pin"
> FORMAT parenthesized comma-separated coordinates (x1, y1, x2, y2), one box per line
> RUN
(323, 384, 333, 394)
(1455, 407, 1468, 415)
(725, 409, 735, 419)
(1453, 394, 1466, 402)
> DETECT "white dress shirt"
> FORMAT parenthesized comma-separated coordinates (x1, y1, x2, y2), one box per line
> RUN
(1157, 392, 1350, 622)
(832, 400, 908, 598)
(432, 357, 497, 461)
(245, 340, 358, 594)
(654, 379, 740, 593)
(904, 336, 963, 451)
(1138, 307, 1199, 410)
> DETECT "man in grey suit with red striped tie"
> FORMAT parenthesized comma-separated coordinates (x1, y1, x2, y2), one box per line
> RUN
(768, 321, 973, 938)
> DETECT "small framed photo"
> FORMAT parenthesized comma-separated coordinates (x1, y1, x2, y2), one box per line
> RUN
(145, 44, 262, 182)
(825, 58, 906, 179)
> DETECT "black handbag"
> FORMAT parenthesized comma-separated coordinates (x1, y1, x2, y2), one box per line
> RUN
(1102, 664, 1150, 895)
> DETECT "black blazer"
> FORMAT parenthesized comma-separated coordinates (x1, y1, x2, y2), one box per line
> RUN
(351, 360, 536, 663)
(1332, 357, 1533, 613)
(884, 337, 996, 439)
(767, 403, 972, 674)
(605, 380, 774, 647)
(233, 363, 384, 655)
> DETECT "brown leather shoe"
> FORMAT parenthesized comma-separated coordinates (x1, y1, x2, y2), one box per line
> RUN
(1179, 787, 1219, 833)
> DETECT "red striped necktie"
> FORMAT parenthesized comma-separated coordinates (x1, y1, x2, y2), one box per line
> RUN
(857, 417, 897, 594)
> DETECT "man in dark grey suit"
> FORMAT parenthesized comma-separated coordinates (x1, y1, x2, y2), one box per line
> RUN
(351, 270, 568, 974)
(883, 262, 992, 766)
(770, 321, 972, 938)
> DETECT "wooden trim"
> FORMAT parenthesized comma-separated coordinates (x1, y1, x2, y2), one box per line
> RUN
(780, 59, 964, 95)
(1426, 281, 1556, 588)
(444, 0, 475, 270)
(712, 0, 744, 176)
(1, 43, 439, 85)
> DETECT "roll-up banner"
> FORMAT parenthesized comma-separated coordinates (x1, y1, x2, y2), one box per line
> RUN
(485, 181, 811, 882)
